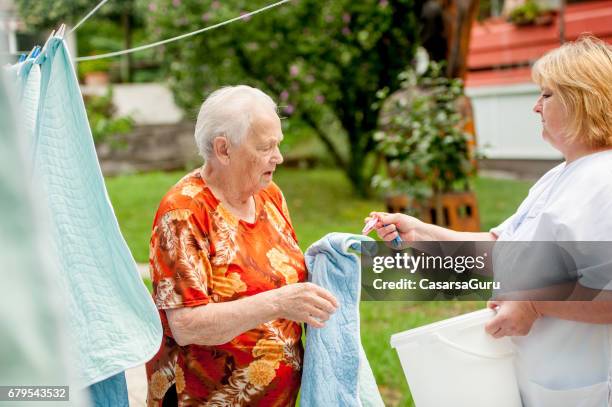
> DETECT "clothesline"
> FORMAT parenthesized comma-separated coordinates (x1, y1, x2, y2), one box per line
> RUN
(3, 0, 109, 56)
(6, 0, 291, 61)
(68, 0, 110, 36)
(75, 0, 290, 61)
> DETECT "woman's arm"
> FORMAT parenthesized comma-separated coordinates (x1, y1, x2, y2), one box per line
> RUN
(485, 284, 612, 338)
(533, 283, 612, 324)
(535, 301, 612, 324)
(368, 212, 497, 242)
(167, 282, 338, 346)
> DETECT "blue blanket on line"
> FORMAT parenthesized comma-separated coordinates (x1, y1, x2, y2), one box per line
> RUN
(23, 36, 162, 388)
(302, 233, 385, 407)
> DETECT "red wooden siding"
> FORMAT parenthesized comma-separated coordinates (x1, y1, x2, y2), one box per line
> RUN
(466, 0, 612, 87)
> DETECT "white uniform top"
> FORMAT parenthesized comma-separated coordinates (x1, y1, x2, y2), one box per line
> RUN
(492, 150, 612, 407)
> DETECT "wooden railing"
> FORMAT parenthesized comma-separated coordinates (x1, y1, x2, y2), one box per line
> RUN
(466, 0, 612, 87)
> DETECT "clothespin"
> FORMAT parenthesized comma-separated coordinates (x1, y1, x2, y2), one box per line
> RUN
(56, 23, 67, 39)
(25, 46, 38, 60)
(35, 29, 56, 65)
(17, 46, 37, 75)
(362, 215, 404, 249)
(31, 46, 41, 59)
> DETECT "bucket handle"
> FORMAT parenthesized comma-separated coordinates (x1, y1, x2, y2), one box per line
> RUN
(434, 333, 515, 360)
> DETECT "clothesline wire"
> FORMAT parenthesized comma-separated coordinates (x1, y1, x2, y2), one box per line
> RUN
(74, 0, 291, 62)
(3, 0, 108, 56)
(4, 0, 289, 59)
(68, 0, 110, 36)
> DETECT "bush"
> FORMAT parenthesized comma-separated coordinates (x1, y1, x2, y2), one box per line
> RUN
(84, 87, 134, 148)
(508, 0, 544, 26)
(372, 61, 474, 203)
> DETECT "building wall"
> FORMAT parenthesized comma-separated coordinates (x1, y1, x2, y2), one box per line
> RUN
(81, 83, 199, 175)
(96, 122, 201, 176)
(466, 83, 562, 160)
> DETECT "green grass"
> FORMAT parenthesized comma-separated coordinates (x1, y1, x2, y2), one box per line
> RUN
(107, 171, 185, 263)
(105, 167, 532, 406)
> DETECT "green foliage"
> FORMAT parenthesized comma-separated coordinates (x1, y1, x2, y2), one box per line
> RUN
(13, 0, 142, 29)
(14, 0, 161, 83)
(78, 58, 111, 75)
(373, 61, 474, 201)
(141, 0, 421, 195)
(85, 88, 134, 147)
(508, 0, 544, 25)
(14, 0, 91, 28)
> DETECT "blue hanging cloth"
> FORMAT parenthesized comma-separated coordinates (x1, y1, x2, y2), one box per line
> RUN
(28, 36, 162, 391)
(302, 232, 385, 407)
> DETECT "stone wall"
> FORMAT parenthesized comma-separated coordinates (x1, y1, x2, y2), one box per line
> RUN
(97, 121, 202, 176)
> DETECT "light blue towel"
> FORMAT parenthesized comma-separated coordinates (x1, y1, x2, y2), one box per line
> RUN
(20, 62, 41, 146)
(7, 59, 41, 151)
(26, 37, 162, 387)
(302, 233, 385, 407)
(0, 66, 80, 405)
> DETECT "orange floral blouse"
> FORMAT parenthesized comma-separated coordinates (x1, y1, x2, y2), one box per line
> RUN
(146, 169, 306, 406)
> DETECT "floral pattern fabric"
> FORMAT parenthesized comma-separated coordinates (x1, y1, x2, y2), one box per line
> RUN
(146, 169, 306, 406)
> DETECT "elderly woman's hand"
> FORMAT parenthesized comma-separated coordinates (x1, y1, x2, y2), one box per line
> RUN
(485, 300, 541, 338)
(273, 282, 339, 328)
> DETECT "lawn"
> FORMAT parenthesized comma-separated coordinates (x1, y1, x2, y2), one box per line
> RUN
(106, 167, 532, 406)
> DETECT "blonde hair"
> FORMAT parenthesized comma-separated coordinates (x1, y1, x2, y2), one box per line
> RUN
(531, 35, 612, 148)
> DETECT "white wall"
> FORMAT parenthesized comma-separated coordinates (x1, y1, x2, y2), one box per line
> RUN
(467, 83, 562, 160)
(81, 83, 184, 125)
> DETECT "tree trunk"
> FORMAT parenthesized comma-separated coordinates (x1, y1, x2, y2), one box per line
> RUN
(121, 4, 133, 83)
(444, 0, 480, 79)
(347, 146, 368, 197)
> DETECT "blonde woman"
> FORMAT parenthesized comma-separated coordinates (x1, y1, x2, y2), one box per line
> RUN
(370, 36, 612, 406)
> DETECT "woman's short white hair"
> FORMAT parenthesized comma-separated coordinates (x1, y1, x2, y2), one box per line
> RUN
(195, 85, 278, 160)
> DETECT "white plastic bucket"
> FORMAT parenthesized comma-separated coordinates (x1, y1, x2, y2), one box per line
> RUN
(390, 308, 522, 407)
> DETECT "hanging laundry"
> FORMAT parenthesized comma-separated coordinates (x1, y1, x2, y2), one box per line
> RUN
(19, 35, 163, 391)
(0, 69, 87, 405)
(302, 233, 385, 407)
(8, 58, 42, 148)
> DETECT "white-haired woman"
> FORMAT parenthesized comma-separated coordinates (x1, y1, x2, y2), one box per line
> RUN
(370, 36, 612, 406)
(145, 85, 338, 406)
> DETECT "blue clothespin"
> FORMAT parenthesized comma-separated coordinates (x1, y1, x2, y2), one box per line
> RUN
(18, 53, 27, 63)
(17, 46, 37, 76)
(390, 234, 403, 249)
(31, 46, 41, 59)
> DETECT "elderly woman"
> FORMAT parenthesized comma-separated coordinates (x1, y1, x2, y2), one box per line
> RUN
(146, 85, 338, 406)
(370, 36, 612, 405)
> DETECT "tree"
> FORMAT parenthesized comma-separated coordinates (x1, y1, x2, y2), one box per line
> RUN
(144, 0, 421, 195)
(14, 0, 142, 82)
(420, 0, 480, 79)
